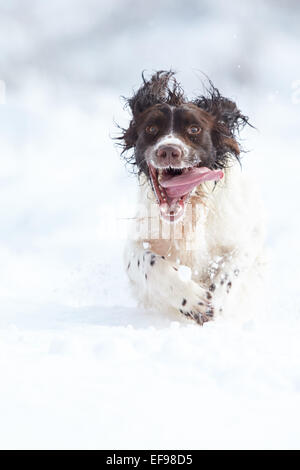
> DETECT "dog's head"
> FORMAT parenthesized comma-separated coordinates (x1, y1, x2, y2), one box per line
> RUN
(118, 71, 250, 222)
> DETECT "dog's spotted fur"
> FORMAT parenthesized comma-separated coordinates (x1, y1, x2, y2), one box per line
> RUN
(119, 72, 265, 325)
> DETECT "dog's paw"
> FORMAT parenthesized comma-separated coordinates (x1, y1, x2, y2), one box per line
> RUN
(152, 258, 215, 325)
(177, 287, 214, 326)
(179, 302, 214, 325)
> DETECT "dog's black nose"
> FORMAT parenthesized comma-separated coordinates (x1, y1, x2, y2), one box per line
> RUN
(157, 145, 182, 162)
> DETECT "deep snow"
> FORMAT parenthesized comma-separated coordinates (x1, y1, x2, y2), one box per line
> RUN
(0, 0, 300, 450)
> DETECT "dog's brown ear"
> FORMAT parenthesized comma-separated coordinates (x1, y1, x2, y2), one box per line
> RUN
(193, 81, 251, 160)
(193, 83, 249, 136)
(127, 70, 185, 116)
(212, 101, 243, 157)
(118, 120, 138, 153)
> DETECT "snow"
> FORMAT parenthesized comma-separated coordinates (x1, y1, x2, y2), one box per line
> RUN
(0, 0, 300, 450)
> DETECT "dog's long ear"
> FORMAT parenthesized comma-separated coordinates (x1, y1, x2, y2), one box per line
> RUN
(117, 120, 138, 155)
(193, 82, 251, 162)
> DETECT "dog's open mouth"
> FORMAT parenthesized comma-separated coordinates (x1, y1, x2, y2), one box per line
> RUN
(148, 164, 224, 222)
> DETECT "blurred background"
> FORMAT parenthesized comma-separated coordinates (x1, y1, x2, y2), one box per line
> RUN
(0, 0, 300, 449)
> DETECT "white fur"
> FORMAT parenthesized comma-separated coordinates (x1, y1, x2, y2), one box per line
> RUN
(124, 162, 266, 324)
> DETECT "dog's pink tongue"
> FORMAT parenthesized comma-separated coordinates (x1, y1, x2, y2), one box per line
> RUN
(160, 167, 223, 199)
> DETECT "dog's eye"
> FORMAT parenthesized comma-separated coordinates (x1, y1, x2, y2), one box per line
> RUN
(145, 125, 158, 135)
(188, 125, 201, 135)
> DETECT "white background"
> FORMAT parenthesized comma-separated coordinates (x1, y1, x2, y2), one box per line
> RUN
(0, 0, 299, 449)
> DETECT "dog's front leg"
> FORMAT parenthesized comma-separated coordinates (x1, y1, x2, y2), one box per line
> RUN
(125, 241, 214, 325)
(204, 251, 249, 314)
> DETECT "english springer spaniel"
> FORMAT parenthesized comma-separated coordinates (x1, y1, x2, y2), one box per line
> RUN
(118, 71, 265, 325)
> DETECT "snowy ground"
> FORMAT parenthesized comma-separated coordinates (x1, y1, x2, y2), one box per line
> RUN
(0, 0, 300, 450)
